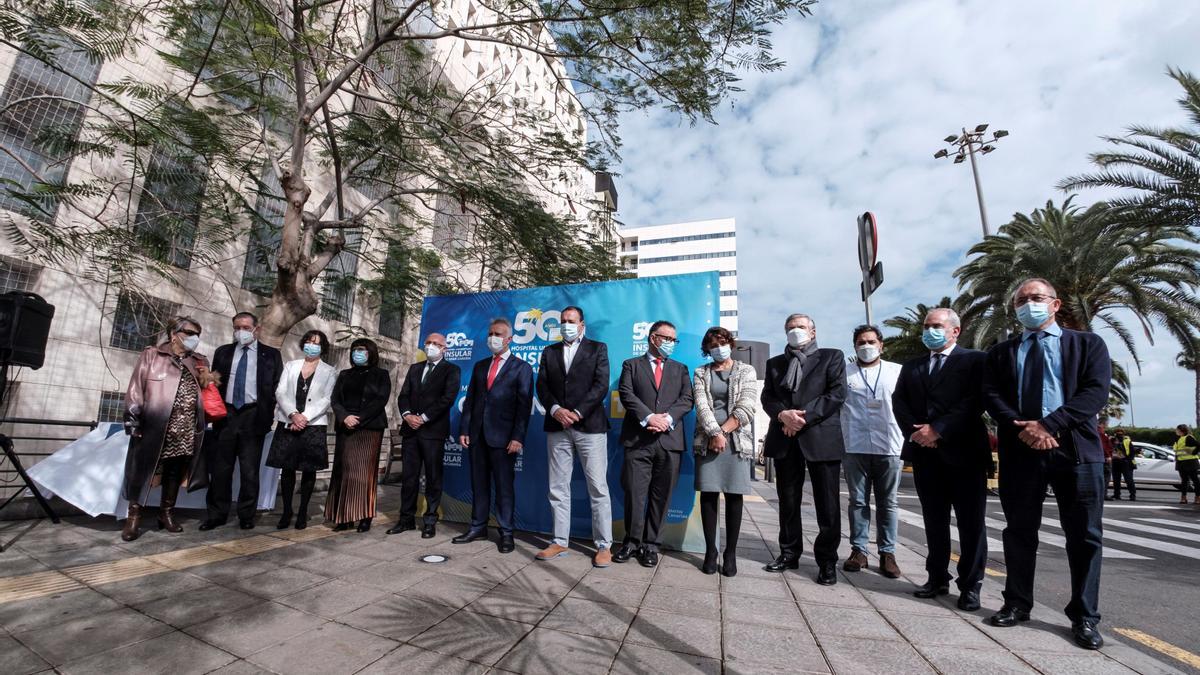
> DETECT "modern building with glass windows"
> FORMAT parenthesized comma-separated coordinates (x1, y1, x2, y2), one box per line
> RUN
(618, 218, 738, 334)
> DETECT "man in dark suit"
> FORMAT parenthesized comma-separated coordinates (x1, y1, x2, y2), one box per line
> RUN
(453, 318, 534, 553)
(387, 332, 462, 538)
(892, 307, 990, 611)
(535, 306, 613, 567)
(615, 320, 694, 568)
(761, 313, 847, 585)
(983, 278, 1111, 650)
(202, 311, 283, 530)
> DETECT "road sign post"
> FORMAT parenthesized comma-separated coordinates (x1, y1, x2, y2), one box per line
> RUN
(857, 212, 884, 324)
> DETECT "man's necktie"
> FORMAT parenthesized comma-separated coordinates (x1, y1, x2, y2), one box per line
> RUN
(1020, 333, 1045, 419)
(232, 345, 249, 408)
(653, 358, 663, 388)
(486, 356, 502, 390)
(929, 352, 945, 377)
(421, 363, 431, 386)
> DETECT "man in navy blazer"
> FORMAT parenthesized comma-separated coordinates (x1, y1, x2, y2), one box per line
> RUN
(983, 278, 1111, 650)
(892, 308, 990, 612)
(454, 317, 534, 553)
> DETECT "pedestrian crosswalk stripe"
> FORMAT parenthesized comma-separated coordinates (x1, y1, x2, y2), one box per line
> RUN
(1134, 517, 1200, 533)
(981, 515, 1148, 560)
(894, 508, 1005, 554)
(1103, 518, 1198, 542)
(1092, 527, 1200, 560)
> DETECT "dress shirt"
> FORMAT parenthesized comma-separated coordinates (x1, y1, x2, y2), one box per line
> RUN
(928, 342, 956, 373)
(841, 360, 904, 456)
(640, 351, 674, 429)
(549, 337, 583, 418)
(1016, 322, 1064, 418)
(226, 340, 258, 405)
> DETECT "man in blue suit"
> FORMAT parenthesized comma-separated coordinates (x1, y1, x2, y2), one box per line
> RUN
(454, 317, 534, 553)
(983, 278, 1111, 650)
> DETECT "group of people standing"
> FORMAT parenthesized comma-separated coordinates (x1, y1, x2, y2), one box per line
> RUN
(1101, 423, 1200, 504)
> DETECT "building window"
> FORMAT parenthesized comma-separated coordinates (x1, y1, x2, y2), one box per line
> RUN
(109, 292, 180, 352)
(318, 228, 361, 323)
(639, 231, 735, 246)
(720, 310, 738, 317)
(431, 193, 469, 255)
(133, 146, 207, 269)
(639, 251, 736, 265)
(0, 254, 43, 293)
(242, 168, 284, 294)
(719, 270, 737, 277)
(0, 33, 102, 220)
(720, 290, 737, 297)
(377, 242, 409, 341)
(97, 390, 125, 423)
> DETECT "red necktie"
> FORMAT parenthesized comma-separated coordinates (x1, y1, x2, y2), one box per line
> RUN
(486, 355, 502, 389)
(653, 358, 663, 388)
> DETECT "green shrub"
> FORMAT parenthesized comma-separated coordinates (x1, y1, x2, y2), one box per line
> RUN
(1112, 426, 1181, 447)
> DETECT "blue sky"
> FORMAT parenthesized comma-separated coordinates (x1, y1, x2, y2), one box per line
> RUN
(613, 0, 1200, 428)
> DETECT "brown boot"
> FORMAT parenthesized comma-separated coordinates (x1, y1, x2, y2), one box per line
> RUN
(879, 552, 902, 579)
(157, 464, 184, 533)
(122, 503, 142, 542)
(843, 548, 868, 572)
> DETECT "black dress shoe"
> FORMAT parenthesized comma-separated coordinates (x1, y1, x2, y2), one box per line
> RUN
(763, 555, 800, 573)
(421, 524, 436, 539)
(356, 519, 372, 533)
(452, 530, 488, 544)
(198, 519, 225, 531)
(913, 580, 950, 599)
(988, 605, 1032, 627)
(701, 550, 719, 575)
(612, 544, 637, 563)
(498, 537, 515, 554)
(295, 515, 307, 530)
(957, 589, 981, 611)
(815, 564, 837, 586)
(638, 549, 659, 568)
(239, 519, 255, 530)
(721, 554, 738, 577)
(333, 523, 352, 532)
(276, 514, 292, 530)
(386, 522, 416, 535)
(1071, 619, 1104, 650)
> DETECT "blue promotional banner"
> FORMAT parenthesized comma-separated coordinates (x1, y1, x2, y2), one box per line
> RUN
(419, 272, 719, 552)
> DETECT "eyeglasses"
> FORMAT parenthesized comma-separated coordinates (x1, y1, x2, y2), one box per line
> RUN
(1014, 294, 1056, 306)
(651, 334, 678, 344)
(177, 329, 200, 337)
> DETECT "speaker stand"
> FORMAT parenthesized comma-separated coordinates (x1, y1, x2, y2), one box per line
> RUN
(0, 361, 60, 551)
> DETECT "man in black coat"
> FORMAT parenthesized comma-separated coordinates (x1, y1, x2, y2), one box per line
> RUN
(615, 320, 694, 568)
(534, 306, 613, 567)
(892, 307, 990, 611)
(202, 311, 283, 530)
(387, 332, 462, 538)
(760, 313, 847, 585)
(453, 318, 534, 553)
(983, 278, 1111, 650)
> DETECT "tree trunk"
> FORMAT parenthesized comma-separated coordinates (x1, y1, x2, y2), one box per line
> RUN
(258, 170, 320, 348)
(1194, 369, 1199, 430)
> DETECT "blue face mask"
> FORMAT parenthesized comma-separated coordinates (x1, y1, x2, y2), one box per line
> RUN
(302, 343, 322, 358)
(710, 344, 732, 362)
(922, 327, 948, 350)
(351, 350, 369, 366)
(1016, 302, 1052, 330)
(656, 338, 676, 358)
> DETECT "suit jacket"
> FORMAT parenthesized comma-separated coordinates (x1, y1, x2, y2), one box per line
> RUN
(274, 359, 337, 427)
(617, 355, 694, 452)
(212, 341, 284, 435)
(459, 353, 534, 448)
(760, 348, 847, 462)
(892, 347, 990, 467)
(983, 327, 1111, 463)
(396, 359, 462, 440)
(331, 366, 392, 431)
(536, 337, 611, 434)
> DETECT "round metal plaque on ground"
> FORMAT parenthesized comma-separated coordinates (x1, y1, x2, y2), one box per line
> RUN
(420, 554, 449, 564)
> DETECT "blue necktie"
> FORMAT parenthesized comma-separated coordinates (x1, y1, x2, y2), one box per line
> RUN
(1020, 333, 1044, 419)
(232, 345, 248, 409)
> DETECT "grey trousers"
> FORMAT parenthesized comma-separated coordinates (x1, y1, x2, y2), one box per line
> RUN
(547, 429, 612, 549)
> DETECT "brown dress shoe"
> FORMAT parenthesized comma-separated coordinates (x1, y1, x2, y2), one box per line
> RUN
(593, 548, 612, 568)
(536, 543, 569, 561)
(879, 552, 901, 579)
(843, 549, 868, 572)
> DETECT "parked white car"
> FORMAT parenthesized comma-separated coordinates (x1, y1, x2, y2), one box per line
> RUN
(1129, 442, 1180, 488)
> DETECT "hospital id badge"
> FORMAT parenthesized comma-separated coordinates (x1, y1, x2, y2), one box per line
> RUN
(866, 399, 884, 410)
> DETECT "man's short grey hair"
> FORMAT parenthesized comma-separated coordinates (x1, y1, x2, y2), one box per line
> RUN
(926, 307, 961, 328)
(488, 317, 513, 331)
(784, 313, 815, 329)
(1012, 277, 1058, 302)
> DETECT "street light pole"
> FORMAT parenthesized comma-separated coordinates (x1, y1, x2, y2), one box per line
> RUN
(964, 128, 991, 237)
(933, 124, 1009, 238)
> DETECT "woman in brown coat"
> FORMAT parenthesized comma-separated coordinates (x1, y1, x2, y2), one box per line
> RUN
(121, 316, 213, 541)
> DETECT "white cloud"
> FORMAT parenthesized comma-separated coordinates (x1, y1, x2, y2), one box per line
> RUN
(615, 0, 1200, 427)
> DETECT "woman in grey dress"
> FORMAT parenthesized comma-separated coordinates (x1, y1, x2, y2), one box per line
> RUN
(693, 327, 760, 576)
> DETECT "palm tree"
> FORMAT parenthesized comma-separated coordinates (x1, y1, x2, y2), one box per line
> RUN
(1059, 67, 1200, 234)
(1176, 338, 1200, 428)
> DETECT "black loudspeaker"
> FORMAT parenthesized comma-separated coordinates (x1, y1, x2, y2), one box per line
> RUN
(0, 291, 55, 369)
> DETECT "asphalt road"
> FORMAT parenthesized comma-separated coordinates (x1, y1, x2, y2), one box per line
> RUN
(891, 472, 1200, 671)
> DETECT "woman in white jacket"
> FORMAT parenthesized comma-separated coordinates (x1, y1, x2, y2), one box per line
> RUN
(266, 330, 337, 529)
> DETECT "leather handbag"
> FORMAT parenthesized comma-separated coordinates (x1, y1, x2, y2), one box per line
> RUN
(201, 383, 228, 421)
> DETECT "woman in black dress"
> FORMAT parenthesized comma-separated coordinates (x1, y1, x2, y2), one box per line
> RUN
(267, 330, 337, 529)
(327, 338, 392, 532)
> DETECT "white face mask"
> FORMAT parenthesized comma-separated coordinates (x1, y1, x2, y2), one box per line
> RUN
(560, 322, 581, 342)
(855, 344, 881, 364)
(487, 335, 506, 355)
(181, 335, 201, 352)
(424, 344, 442, 361)
(710, 344, 732, 362)
(786, 327, 811, 348)
(234, 329, 255, 346)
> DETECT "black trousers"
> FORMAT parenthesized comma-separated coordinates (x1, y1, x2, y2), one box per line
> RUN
(1111, 458, 1136, 498)
(468, 440, 516, 536)
(911, 456, 988, 592)
(774, 453, 841, 566)
(399, 435, 445, 526)
(621, 444, 681, 552)
(206, 405, 265, 522)
(999, 454, 1104, 622)
(1179, 466, 1200, 497)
